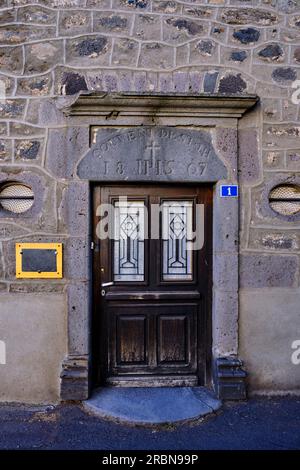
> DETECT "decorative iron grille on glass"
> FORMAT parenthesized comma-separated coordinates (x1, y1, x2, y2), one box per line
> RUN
(162, 201, 193, 281)
(113, 200, 145, 282)
(269, 184, 300, 216)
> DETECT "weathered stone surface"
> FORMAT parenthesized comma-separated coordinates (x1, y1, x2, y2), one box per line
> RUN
(0, 282, 7, 291)
(189, 71, 202, 93)
(59, 182, 89, 236)
(60, 71, 88, 95)
(233, 27, 260, 44)
(0, 46, 23, 74)
(203, 71, 218, 93)
(159, 72, 173, 92)
(163, 17, 207, 43)
(133, 13, 162, 40)
(0, 74, 14, 96)
(112, 38, 139, 66)
(94, 11, 132, 34)
(133, 71, 147, 92)
(264, 124, 300, 149)
(249, 229, 298, 251)
(262, 98, 281, 121)
(191, 39, 217, 59)
(153, 1, 181, 14)
(17, 5, 57, 24)
(218, 74, 247, 94)
(240, 254, 298, 288)
(15, 139, 42, 160)
(17, 74, 52, 96)
(215, 127, 237, 178)
(78, 127, 227, 182)
(272, 67, 297, 83)
(293, 47, 300, 63)
(230, 50, 247, 62)
(276, 0, 299, 14)
(0, 99, 25, 118)
(0, 139, 12, 161)
(67, 283, 89, 355)
(59, 10, 92, 36)
(0, 123, 7, 135)
(263, 150, 285, 169)
(183, 6, 213, 18)
(0, 25, 56, 44)
(213, 298, 238, 356)
(139, 43, 174, 69)
(9, 282, 65, 293)
(287, 150, 300, 169)
(25, 41, 63, 74)
(87, 0, 111, 7)
(0, 8, 15, 23)
(175, 44, 189, 66)
(213, 190, 238, 253)
(46, 127, 89, 178)
(118, 71, 133, 91)
(26, 98, 66, 126)
(173, 71, 189, 92)
(65, 238, 89, 280)
(221, 8, 279, 25)
(112, 0, 150, 10)
(258, 44, 284, 61)
(214, 254, 238, 290)
(238, 129, 260, 184)
(66, 36, 111, 66)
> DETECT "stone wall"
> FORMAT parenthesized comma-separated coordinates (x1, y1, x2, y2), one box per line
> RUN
(0, 0, 299, 400)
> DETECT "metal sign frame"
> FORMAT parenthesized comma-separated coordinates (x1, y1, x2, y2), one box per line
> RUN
(15, 243, 63, 279)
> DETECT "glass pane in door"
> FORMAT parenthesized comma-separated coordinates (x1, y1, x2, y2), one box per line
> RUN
(162, 201, 193, 281)
(113, 200, 145, 282)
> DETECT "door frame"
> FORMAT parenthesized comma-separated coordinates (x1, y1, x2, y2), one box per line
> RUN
(91, 183, 213, 388)
(60, 93, 258, 401)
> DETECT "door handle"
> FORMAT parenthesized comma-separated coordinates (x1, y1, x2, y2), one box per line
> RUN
(101, 281, 114, 287)
(101, 281, 114, 297)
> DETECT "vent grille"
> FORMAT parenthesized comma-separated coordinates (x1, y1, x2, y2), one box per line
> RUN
(269, 184, 300, 216)
(0, 184, 34, 214)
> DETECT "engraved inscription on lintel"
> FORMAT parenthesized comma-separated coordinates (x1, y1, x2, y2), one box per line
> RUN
(78, 127, 227, 182)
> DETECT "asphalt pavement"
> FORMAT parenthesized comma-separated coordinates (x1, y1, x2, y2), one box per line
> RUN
(0, 397, 299, 450)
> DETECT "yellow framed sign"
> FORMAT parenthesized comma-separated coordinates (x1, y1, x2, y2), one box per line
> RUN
(16, 243, 63, 279)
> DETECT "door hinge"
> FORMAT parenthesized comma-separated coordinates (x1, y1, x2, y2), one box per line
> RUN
(91, 241, 95, 250)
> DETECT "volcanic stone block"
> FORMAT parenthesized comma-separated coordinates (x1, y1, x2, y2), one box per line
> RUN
(112, 38, 139, 67)
(139, 43, 174, 69)
(59, 10, 92, 36)
(0, 46, 23, 74)
(240, 254, 298, 288)
(66, 36, 111, 67)
(67, 282, 90, 356)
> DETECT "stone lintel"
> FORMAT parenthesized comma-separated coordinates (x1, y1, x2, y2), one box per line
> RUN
(66, 92, 259, 119)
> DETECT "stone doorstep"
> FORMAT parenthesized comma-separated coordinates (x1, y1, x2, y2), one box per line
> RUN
(83, 387, 221, 425)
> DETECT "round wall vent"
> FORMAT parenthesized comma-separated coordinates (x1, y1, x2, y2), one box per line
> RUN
(269, 184, 300, 216)
(0, 183, 34, 214)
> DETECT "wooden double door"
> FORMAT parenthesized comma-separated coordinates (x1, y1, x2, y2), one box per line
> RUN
(93, 185, 212, 387)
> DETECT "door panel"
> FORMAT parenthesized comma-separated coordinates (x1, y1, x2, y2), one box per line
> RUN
(93, 184, 212, 386)
(116, 315, 148, 365)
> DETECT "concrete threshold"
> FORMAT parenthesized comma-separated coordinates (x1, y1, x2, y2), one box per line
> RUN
(83, 387, 221, 425)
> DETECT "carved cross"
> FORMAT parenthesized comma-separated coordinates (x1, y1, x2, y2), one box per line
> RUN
(145, 140, 161, 166)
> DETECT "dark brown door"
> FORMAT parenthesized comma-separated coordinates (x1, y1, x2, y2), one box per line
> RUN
(92, 185, 212, 387)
